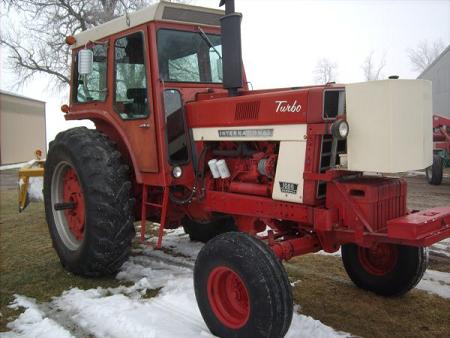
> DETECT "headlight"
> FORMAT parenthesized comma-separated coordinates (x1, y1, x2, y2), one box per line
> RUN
(331, 120, 349, 139)
(172, 166, 183, 178)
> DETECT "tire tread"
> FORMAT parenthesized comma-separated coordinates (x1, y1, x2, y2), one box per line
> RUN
(44, 127, 134, 277)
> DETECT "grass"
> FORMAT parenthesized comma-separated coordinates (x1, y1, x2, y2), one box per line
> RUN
(286, 255, 450, 338)
(429, 259, 450, 273)
(0, 190, 124, 331)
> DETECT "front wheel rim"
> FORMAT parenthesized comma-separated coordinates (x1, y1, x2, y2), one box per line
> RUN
(358, 244, 398, 276)
(207, 266, 250, 329)
(51, 162, 85, 250)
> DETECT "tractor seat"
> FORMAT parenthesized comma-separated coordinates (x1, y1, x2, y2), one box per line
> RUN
(127, 88, 147, 103)
(124, 88, 148, 118)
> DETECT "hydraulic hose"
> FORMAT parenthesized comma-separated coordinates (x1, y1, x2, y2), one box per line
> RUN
(169, 187, 196, 205)
(169, 144, 209, 205)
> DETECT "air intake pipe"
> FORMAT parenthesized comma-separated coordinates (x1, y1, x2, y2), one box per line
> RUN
(219, 0, 243, 96)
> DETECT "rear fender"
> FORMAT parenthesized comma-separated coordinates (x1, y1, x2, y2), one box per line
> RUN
(65, 111, 141, 182)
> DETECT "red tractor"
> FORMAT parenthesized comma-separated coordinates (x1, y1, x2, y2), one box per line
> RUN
(43, 1, 450, 337)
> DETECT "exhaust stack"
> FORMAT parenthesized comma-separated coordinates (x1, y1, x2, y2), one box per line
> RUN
(219, 0, 243, 96)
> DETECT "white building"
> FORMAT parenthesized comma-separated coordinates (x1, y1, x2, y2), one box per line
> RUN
(0, 91, 47, 165)
(418, 45, 450, 118)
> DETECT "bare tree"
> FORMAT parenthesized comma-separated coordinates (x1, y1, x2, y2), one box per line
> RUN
(407, 39, 445, 73)
(0, 0, 190, 90)
(361, 51, 386, 81)
(313, 58, 337, 84)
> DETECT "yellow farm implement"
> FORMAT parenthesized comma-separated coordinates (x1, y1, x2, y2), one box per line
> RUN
(18, 150, 45, 212)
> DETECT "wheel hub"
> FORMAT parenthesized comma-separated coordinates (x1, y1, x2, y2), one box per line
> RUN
(358, 243, 398, 276)
(207, 266, 250, 329)
(62, 168, 85, 240)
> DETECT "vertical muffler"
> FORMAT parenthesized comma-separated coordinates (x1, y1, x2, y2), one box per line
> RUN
(219, 0, 243, 96)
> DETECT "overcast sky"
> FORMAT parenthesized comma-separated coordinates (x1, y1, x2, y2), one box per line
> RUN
(1, 0, 449, 143)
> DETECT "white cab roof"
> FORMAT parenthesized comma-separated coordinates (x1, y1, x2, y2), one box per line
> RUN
(73, 1, 224, 48)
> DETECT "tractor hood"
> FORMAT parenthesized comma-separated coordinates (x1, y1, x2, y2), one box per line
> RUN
(187, 79, 433, 174)
(186, 86, 323, 129)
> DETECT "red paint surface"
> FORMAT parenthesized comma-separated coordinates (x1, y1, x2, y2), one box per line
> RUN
(63, 168, 85, 240)
(207, 266, 250, 329)
(358, 243, 398, 276)
(433, 114, 450, 152)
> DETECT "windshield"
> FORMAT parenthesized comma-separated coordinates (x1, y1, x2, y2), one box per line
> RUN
(157, 29, 222, 84)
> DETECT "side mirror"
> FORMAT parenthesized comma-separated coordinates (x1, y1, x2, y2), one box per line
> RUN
(78, 49, 93, 75)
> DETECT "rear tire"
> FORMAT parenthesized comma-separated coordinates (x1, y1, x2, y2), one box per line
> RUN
(342, 243, 428, 296)
(194, 232, 293, 338)
(44, 127, 134, 276)
(426, 155, 443, 185)
(183, 216, 236, 243)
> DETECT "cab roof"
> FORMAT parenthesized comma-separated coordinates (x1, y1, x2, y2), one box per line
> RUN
(72, 1, 224, 48)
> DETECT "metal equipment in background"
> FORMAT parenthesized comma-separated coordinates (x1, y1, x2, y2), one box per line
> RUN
(18, 149, 45, 212)
(427, 114, 450, 185)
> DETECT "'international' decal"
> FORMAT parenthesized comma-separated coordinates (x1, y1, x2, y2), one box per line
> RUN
(218, 129, 274, 138)
(279, 181, 298, 194)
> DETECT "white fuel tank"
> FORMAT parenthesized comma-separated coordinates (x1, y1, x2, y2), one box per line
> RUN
(345, 79, 433, 173)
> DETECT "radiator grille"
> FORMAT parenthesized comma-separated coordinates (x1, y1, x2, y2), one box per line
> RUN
(234, 101, 260, 120)
(317, 135, 347, 199)
(317, 135, 332, 199)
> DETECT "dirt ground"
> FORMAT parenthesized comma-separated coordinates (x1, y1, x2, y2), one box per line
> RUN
(0, 169, 449, 337)
(402, 171, 450, 210)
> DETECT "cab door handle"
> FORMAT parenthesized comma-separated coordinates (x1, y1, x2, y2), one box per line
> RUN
(139, 123, 150, 128)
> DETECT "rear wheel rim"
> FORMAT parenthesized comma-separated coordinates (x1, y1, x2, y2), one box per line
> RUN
(358, 244, 398, 276)
(51, 162, 85, 250)
(207, 266, 250, 329)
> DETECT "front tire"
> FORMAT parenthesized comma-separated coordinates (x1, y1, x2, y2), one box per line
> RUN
(194, 232, 293, 338)
(342, 243, 428, 296)
(426, 155, 443, 185)
(44, 127, 134, 276)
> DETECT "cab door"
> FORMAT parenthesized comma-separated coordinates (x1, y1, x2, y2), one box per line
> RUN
(112, 27, 158, 172)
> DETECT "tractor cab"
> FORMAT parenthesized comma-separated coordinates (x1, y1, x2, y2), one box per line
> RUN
(65, 1, 234, 182)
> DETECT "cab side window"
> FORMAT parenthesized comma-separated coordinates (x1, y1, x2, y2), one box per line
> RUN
(163, 89, 189, 164)
(114, 32, 149, 119)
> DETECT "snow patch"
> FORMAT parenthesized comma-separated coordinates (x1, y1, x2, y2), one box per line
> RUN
(1, 295, 73, 338)
(430, 238, 450, 259)
(406, 170, 450, 178)
(287, 310, 347, 338)
(52, 286, 212, 338)
(417, 269, 450, 299)
(18, 176, 43, 201)
(315, 249, 342, 257)
(28, 177, 43, 201)
(2, 229, 349, 337)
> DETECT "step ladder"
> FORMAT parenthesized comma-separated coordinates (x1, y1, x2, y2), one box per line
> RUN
(140, 185, 169, 249)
